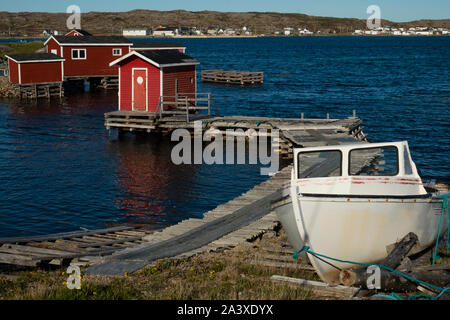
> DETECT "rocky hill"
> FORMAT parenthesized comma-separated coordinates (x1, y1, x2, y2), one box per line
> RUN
(0, 10, 448, 36)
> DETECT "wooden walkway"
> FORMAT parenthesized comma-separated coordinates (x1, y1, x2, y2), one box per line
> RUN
(201, 70, 264, 85)
(0, 226, 154, 268)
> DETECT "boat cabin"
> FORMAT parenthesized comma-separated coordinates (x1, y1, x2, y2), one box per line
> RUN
(293, 141, 426, 197)
(109, 50, 199, 112)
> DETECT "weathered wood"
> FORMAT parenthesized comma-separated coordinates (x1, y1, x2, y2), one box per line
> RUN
(251, 260, 315, 271)
(340, 232, 419, 289)
(0, 226, 133, 244)
(413, 263, 450, 272)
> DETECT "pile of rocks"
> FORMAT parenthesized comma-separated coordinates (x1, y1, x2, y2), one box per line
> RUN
(0, 76, 20, 98)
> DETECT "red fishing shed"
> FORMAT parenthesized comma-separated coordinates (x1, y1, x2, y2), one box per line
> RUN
(44, 35, 132, 78)
(6, 53, 65, 84)
(109, 50, 199, 112)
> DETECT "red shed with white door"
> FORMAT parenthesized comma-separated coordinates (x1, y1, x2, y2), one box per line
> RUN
(110, 50, 199, 112)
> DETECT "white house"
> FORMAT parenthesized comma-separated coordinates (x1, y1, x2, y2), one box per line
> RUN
(284, 27, 294, 36)
(153, 27, 179, 37)
(123, 29, 152, 37)
(299, 28, 313, 35)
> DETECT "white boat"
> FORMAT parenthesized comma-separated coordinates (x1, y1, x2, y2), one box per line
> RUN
(272, 141, 448, 285)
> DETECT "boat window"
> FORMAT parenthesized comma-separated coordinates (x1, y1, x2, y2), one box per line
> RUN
(403, 145, 413, 175)
(298, 150, 342, 178)
(349, 146, 398, 176)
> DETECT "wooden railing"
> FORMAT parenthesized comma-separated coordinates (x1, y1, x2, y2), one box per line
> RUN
(201, 69, 264, 85)
(156, 93, 220, 122)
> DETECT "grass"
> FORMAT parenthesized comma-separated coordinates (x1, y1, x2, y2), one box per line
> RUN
(0, 41, 44, 58)
(0, 231, 332, 300)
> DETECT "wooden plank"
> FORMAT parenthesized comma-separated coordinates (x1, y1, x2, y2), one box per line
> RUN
(413, 264, 450, 272)
(0, 226, 134, 244)
(251, 260, 315, 271)
(1, 244, 73, 256)
(0, 252, 38, 267)
(271, 275, 358, 296)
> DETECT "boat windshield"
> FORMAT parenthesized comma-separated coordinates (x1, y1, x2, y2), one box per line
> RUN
(349, 146, 398, 176)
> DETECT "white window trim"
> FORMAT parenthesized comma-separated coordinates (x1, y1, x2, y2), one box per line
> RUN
(113, 48, 122, 56)
(71, 48, 87, 60)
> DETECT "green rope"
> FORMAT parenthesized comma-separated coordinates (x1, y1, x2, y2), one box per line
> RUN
(432, 193, 450, 265)
(293, 246, 449, 299)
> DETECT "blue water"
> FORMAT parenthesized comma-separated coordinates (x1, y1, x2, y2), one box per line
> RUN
(0, 36, 449, 237)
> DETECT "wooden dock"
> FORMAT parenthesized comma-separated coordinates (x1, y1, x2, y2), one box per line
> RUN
(105, 96, 366, 159)
(201, 70, 264, 85)
(10, 82, 64, 100)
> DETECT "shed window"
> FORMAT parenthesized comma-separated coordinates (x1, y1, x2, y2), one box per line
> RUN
(113, 48, 122, 56)
(72, 49, 86, 60)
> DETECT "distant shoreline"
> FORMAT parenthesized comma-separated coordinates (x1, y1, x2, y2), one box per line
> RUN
(0, 34, 449, 41)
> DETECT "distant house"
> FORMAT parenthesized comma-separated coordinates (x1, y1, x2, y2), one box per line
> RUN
(299, 28, 313, 35)
(65, 29, 93, 37)
(283, 27, 294, 36)
(179, 27, 192, 35)
(6, 53, 65, 85)
(43, 30, 60, 37)
(207, 27, 218, 35)
(131, 42, 186, 53)
(44, 35, 132, 78)
(153, 27, 179, 37)
(123, 29, 152, 37)
(109, 50, 199, 112)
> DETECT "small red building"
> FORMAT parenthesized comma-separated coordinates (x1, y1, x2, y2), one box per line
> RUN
(44, 35, 132, 78)
(6, 53, 65, 84)
(110, 50, 199, 112)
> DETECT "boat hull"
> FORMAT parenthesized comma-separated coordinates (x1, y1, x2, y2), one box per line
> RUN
(275, 193, 447, 285)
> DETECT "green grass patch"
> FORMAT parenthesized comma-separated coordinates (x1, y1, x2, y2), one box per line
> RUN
(0, 41, 44, 58)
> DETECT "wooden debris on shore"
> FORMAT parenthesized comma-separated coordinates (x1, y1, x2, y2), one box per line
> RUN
(201, 69, 263, 85)
(271, 275, 359, 297)
(0, 226, 153, 268)
(339, 232, 450, 299)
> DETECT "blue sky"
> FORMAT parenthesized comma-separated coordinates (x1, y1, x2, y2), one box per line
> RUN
(2, 0, 449, 22)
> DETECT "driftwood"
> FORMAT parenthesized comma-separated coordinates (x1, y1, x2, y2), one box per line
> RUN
(340, 232, 419, 290)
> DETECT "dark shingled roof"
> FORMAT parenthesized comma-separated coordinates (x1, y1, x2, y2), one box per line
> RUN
(7, 53, 64, 62)
(67, 29, 93, 36)
(53, 36, 132, 44)
(132, 42, 185, 49)
(137, 50, 199, 65)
